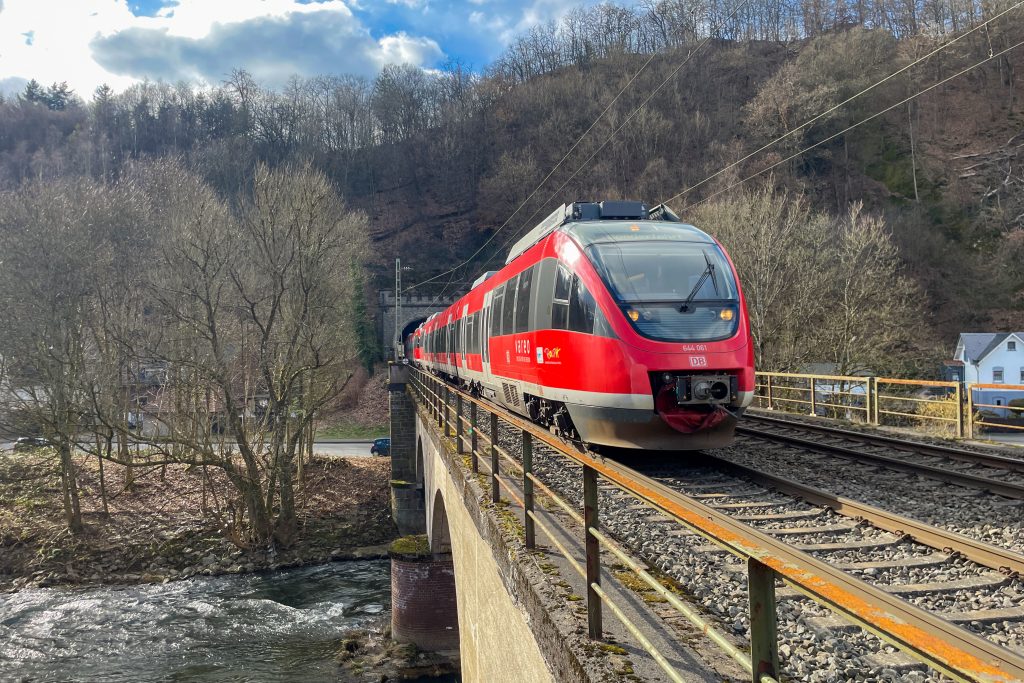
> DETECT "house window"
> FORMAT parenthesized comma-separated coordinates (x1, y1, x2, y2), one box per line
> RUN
(1020, 367, 1024, 384)
(993, 367, 1004, 383)
(1009, 341, 1017, 351)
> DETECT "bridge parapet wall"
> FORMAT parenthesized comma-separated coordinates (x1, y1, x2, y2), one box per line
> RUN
(415, 411, 591, 683)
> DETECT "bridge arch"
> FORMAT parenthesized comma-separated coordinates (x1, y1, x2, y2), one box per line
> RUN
(430, 490, 453, 555)
(416, 436, 425, 486)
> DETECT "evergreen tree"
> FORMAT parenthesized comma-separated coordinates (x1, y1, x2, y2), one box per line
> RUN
(44, 82, 74, 111)
(20, 79, 45, 105)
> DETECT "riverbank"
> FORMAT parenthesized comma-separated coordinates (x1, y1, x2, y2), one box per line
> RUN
(0, 452, 396, 591)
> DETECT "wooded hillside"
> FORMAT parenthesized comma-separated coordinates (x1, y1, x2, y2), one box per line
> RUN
(1, 0, 1021, 356)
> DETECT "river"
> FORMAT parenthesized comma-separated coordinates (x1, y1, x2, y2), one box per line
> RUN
(0, 561, 393, 682)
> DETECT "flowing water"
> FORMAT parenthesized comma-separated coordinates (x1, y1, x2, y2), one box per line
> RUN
(0, 561, 392, 683)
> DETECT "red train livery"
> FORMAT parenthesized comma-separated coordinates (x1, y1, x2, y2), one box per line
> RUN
(410, 201, 754, 450)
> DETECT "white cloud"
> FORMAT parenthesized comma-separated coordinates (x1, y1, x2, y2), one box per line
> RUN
(0, 0, 444, 95)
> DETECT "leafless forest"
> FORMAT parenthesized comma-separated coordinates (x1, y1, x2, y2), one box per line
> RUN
(0, 0, 1021, 539)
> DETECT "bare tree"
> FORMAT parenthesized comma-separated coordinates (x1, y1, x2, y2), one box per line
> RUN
(125, 160, 369, 548)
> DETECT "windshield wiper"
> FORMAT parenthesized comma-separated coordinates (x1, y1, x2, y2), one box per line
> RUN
(679, 254, 715, 312)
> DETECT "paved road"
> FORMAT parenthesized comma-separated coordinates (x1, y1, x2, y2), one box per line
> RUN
(0, 440, 385, 458)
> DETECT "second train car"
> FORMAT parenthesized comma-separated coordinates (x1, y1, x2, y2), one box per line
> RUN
(411, 200, 754, 450)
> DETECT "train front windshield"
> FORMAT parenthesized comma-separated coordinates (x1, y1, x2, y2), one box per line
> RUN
(588, 241, 740, 342)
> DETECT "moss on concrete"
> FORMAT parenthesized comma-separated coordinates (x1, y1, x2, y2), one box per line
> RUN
(389, 534, 430, 559)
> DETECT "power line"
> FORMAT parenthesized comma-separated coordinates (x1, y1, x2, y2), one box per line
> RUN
(682, 37, 1024, 212)
(658, 0, 1024, 208)
(403, 39, 664, 296)
(407, 0, 754, 299)
(476, 0, 757, 270)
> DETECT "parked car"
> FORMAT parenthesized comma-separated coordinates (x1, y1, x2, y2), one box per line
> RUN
(14, 436, 50, 451)
(370, 438, 391, 457)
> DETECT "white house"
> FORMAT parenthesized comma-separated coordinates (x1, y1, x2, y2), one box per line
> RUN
(951, 332, 1024, 414)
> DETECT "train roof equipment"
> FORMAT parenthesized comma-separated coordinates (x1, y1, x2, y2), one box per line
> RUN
(505, 200, 685, 265)
(471, 270, 498, 289)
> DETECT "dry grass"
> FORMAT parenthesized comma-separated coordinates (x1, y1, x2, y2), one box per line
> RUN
(0, 451, 394, 589)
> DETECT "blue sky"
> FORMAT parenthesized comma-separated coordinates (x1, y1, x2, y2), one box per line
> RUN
(0, 0, 630, 97)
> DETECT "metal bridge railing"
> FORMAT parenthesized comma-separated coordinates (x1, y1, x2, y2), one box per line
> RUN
(408, 368, 1024, 683)
(968, 383, 1024, 439)
(755, 371, 871, 422)
(754, 372, 1023, 440)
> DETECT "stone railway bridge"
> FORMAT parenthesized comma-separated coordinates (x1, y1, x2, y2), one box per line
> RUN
(386, 364, 736, 683)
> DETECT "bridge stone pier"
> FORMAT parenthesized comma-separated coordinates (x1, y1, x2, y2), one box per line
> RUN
(388, 363, 557, 681)
(386, 364, 731, 683)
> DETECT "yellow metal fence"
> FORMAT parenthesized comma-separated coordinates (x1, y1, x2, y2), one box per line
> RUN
(754, 372, 1022, 440)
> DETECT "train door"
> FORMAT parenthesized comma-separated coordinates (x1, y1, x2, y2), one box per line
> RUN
(460, 305, 469, 372)
(479, 289, 497, 401)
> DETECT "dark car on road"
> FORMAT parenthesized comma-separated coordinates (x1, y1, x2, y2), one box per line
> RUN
(14, 436, 50, 451)
(370, 438, 391, 456)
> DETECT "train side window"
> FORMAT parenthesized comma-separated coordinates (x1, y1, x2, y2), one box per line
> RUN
(568, 276, 597, 334)
(502, 274, 518, 335)
(551, 264, 571, 330)
(481, 307, 489, 361)
(491, 286, 505, 338)
(475, 312, 483, 354)
(514, 267, 533, 334)
(469, 313, 478, 354)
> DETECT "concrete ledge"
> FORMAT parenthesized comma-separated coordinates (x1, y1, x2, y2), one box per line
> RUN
(419, 412, 602, 683)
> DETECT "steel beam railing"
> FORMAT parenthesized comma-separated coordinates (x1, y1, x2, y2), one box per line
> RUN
(407, 369, 1024, 683)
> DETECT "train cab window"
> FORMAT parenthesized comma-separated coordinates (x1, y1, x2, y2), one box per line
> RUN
(568, 276, 597, 334)
(551, 264, 571, 330)
(514, 268, 533, 334)
(502, 274, 518, 335)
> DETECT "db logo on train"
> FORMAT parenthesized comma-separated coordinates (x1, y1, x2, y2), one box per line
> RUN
(690, 356, 708, 367)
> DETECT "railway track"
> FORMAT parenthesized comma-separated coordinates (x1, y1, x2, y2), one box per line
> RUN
(610, 457, 1024, 677)
(481, 426, 1024, 680)
(738, 413, 1024, 500)
(414, 372, 1024, 680)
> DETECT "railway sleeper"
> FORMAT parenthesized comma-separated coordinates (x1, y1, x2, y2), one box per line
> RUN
(793, 537, 903, 552)
(941, 606, 1024, 624)
(879, 572, 1009, 596)
(732, 508, 823, 522)
(687, 488, 769, 499)
(833, 552, 951, 571)
(762, 522, 860, 536)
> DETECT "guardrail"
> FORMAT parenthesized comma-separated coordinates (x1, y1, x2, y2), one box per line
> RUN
(755, 372, 1024, 440)
(969, 382, 1024, 438)
(409, 368, 1024, 683)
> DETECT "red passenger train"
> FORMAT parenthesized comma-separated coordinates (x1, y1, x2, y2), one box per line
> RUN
(410, 201, 754, 450)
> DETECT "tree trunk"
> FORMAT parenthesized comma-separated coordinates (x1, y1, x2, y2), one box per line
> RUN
(59, 441, 83, 534)
(908, 103, 919, 202)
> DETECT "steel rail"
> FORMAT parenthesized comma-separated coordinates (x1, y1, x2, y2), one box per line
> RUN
(596, 458, 1024, 682)
(737, 423, 1024, 499)
(412, 375, 699, 682)
(703, 452, 1024, 576)
(746, 413, 1024, 474)
(409, 369, 1024, 682)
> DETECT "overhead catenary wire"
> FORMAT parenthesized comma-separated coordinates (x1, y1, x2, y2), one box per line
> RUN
(475, 0, 758, 270)
(680, 37, 1024, 212)
(657, 0, 1024, 208)
(404, 38, 666, 297)
(408, 0, 755, 300)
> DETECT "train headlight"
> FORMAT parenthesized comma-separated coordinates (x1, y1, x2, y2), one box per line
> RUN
(719, 309, 734, 321)
(661, 373, 674, 384)
(627, 309, 640, 322)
